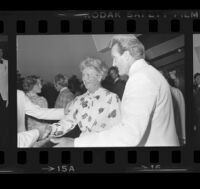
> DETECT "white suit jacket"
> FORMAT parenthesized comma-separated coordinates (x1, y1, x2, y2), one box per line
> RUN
(0, 58, 8, 101)
(17, 90, 65, 133)
(75, 59, 180, 147)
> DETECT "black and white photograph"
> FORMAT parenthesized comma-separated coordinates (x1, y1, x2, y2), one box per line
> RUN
(193, 34, 200, 146)
(0, 35, 9, 148)
(16, 34, 185, 148)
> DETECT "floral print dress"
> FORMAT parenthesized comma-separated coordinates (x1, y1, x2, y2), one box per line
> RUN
(50, 87, 121, 137)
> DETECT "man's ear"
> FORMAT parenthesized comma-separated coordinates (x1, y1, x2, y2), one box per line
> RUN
(124, 50, 131, 62)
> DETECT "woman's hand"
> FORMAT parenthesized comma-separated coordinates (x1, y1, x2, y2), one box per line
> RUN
(38, 125, 52, 140)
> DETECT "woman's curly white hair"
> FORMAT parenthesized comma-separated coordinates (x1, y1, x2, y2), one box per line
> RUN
(80, 57, 108, 80)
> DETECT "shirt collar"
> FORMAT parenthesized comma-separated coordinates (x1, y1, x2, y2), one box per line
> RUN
(87, 87, 103, 97)
(26, 92, 38, 98)
(128, 59, 148, 77)
(60, 87, 68, 93)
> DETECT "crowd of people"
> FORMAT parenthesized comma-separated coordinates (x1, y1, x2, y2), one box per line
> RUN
(16, 34, 186, 147)
(161, 70, 185, 145)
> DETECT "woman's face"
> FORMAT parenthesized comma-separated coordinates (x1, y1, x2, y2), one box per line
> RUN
(31, 79, 42, 94)
(54, 82, 62, 92)
(82, 67, 101, 92)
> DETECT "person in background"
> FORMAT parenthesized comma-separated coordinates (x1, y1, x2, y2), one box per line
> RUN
(68, 75, 83, 97)
(54, 74, 74, 108)
(194, 73, 200, 134)
(101, 74, 113, 92)
(0, 92, 7, 147)
(162, 71, 186, 145)
(50, 34, 179, 147)
(23, 75, 48, 133)
(40, 82, 58, 108)
(47, 57, 121, 140)
(194, 73, 200, 93)
(79, 81, 87, 95)
(0, 48, 8, 148)
(0, 48, 8, 108)
(108, 66, 126, 100)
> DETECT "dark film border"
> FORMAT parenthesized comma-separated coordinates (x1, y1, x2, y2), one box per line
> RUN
(0, 10, 199, 173)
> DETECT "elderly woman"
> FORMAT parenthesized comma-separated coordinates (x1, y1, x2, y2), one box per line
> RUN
(54, 74, 74, 108)
(23, 75, 48, 131)
(48, 57, 121, 138)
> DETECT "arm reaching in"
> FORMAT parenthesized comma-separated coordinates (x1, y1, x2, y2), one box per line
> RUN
(18, 90, 65, 121)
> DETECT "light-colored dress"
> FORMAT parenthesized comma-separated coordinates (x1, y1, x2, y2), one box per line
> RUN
(26, 93, 48, 131)
(50, 87, 121, 137)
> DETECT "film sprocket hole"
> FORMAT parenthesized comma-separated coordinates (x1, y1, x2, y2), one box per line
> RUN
(0, 9, 199, 173)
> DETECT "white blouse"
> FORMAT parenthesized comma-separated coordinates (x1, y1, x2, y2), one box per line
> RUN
(50, 87, 121, 137)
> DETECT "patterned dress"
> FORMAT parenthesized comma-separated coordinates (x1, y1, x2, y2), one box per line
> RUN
(26, 93, 48, 131)
(54, 87, 74, 108)
(50, 87, 121, 137)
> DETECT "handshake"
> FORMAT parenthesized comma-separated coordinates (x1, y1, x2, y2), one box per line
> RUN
(36, 123, 64, 141)
(37, 125, 53, 141)
(33, 124, 74, 147)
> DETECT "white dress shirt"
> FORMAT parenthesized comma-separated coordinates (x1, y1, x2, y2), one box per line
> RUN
(0, 58, 8, 101)
(74, 59, 179, 147)
(17, 90, 65, 133)
(18, 129, 40, 148)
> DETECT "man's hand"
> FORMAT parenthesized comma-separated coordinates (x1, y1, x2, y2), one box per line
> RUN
(50, 137, 74, 147)
(32, 138, 50, 148)
(36, 125, 52, 140)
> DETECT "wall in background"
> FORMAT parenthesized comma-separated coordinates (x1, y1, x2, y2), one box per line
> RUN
(17, 35, 113, 83)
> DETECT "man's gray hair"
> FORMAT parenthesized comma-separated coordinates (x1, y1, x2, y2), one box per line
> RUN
(109, 34, 145, 60)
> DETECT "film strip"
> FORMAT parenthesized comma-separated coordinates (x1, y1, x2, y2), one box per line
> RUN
(0, 10, 200, 173)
